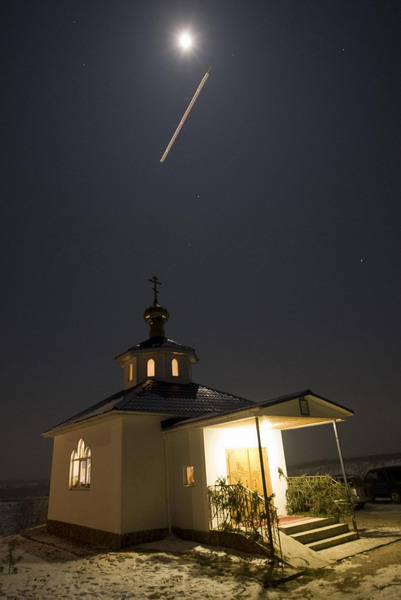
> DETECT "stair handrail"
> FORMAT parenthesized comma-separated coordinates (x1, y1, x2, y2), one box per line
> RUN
(207, 480, 282, 561)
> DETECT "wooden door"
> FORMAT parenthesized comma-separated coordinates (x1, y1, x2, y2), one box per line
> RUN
(226, 448, 272, 497)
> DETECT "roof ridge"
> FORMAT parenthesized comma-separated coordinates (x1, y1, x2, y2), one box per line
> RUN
(190, 381, 254, 404)
(137, 379, 254, 405)
(44, 387, 128, 432)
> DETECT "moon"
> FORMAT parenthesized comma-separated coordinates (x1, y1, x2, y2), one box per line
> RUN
(178, 32, 193, 50)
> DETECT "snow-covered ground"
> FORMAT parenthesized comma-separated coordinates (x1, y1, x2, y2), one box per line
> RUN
(1, 485, 400, 599)
(1, 524, 400, 600)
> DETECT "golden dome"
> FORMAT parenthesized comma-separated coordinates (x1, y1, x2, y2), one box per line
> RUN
(143, 303, 169, 337)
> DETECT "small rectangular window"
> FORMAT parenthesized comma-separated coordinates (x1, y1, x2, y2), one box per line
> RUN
(128, 363, 134, 381)
(299, 398, 309, 416)
(183, 466, 195, 487)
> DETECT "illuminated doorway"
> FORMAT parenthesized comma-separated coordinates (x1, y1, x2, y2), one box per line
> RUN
(226, 448, 272, 497)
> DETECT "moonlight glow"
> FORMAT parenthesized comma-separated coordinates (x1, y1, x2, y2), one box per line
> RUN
(178, 32, 193, 50)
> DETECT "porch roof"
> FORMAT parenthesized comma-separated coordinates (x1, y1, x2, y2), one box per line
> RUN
(161, 389, 354, 431)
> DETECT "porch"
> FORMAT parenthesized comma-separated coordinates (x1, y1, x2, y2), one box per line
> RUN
(203, 391, 353, 517)
(200, 392, 356, 563)
(166, 390, 356, 564)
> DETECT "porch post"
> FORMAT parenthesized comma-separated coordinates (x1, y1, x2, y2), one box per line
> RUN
(255, 416, 275, 558)
(332, 421, 347, 484)
(332, 420, 359, 537)
(163, 435, 172, 535)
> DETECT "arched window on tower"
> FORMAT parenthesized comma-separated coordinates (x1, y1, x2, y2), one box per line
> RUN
(172, 358, 179, 377)
(69, 439, 91, 489)
(128, 362, 134, 382)
(147, 358, 155, 377)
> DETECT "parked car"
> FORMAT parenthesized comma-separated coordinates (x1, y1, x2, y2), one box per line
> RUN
(332, 473, 373, 508)
(364, 466, 401, 503)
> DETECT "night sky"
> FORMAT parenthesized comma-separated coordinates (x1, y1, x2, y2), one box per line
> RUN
(2, 0, 400, 481)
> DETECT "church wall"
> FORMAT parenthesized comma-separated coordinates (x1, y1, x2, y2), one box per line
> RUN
(166, 428, 209, 532)
(47, 416, 122, 534)
(203, 425, 256, 486)
(120, 415, 168, 533)
(265, 428, 288, 515)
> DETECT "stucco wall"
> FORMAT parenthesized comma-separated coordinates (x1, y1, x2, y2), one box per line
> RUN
(48, 416, 122, 534)
(120, 415, 168, 533)
(265, 428, 288, 515)
(166, 428, 209, 532)
(204, 423, 265, 486)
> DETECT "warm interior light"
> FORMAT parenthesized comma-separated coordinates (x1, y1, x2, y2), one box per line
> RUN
(147, 358, 155, 377)
(69, 439, 91, 489)
(172, 358, 179, 377)
(184, 466, 195, 486)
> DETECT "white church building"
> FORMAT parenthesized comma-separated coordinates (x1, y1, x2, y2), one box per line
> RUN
(43, 279, 353, 549)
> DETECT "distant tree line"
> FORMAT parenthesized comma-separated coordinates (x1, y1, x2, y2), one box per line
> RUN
(0, 497, 48, 535)
(0, 481, 49, 535)
(0, 480, 49, 502)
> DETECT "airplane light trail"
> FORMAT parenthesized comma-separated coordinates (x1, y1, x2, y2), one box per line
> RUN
(160, 67, 211, 163)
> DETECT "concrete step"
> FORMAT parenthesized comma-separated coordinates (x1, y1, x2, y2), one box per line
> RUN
(279, 517, 338, 536)
(292, 523, 349, 545)
(307, 531, 358, 551)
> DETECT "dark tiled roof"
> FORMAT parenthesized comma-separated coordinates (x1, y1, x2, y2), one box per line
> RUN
(136, 336, 196, 352)
(45, 379, 254, 433)
(116, 336, 197, 355)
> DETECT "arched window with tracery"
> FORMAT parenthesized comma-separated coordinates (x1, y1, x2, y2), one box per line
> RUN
(69, 438, 91, 489)
(147, 358, 155, 377)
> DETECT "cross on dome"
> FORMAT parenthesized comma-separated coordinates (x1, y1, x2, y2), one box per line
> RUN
(149, 275, 162, 304)
(144, 276, 169, 337)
